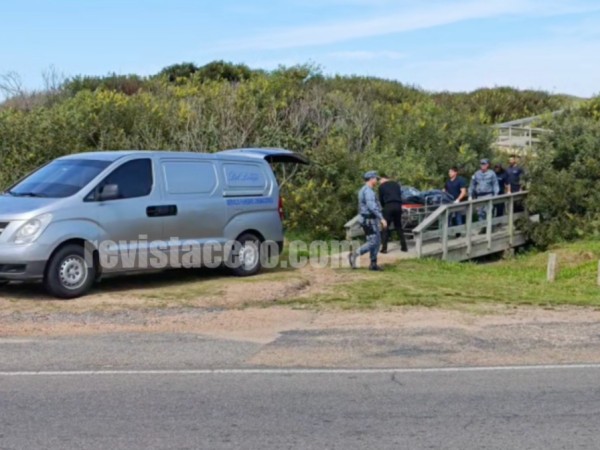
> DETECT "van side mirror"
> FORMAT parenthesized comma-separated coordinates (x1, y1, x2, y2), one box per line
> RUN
(98, 184, 119, 201)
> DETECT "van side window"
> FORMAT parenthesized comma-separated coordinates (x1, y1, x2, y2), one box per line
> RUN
(95, 159, 153, 200)
(223, 163, 267, 189)
(162, 161, 217, 195)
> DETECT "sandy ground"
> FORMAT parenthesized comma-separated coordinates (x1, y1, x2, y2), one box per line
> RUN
(2, 259, 600, 368)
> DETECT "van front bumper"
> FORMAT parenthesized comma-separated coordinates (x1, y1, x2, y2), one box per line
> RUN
(0, 262, 46, 281)
(0, 245, 48, 281)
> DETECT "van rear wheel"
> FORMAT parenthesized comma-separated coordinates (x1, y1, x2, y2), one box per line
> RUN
(44, 244, 96, 299)
(229, 233, 262, 277)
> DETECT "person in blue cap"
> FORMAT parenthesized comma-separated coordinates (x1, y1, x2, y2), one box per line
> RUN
(349, 171, 387, 271)
(469, 158, 499, 222)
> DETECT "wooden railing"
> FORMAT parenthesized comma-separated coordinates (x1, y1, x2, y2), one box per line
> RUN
(493, 126, 552, 150)
(412, 192, 528, 260)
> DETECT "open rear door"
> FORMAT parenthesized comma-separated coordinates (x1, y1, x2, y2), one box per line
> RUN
(217, 148, 309, 165)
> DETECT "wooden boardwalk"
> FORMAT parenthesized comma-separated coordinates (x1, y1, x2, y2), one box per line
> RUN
(491, 111, 561, 153)
(345, 192, 530, 262)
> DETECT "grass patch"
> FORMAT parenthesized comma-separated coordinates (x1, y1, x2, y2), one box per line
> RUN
(281, 240, 600, 309)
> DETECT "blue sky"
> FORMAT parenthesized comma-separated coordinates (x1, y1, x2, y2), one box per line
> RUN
(1, 0, 599, 97)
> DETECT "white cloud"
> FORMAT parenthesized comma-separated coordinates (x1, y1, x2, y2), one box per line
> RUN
(397, 37, 600, 97)
(293, 0, 398, 6)
(329, 50, 406, 61)
(216, 0, 600, 52)
(547, 16, 600, 38)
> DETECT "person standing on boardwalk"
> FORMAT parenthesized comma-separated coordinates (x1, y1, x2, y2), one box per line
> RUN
(444, 166, 468, 226)
(349, 171, 387, 271)
(378, 174, 408, 253)
(469, 159, 499, 222)
(505, 155, 525, 193)
(494, 163, 509, 217)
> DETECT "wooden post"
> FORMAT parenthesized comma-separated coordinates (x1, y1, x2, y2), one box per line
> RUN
(442, 208, 449, 260)
(466, 202, 473, 256)
(486, 198, 493, 250)
(416, 232, 423, 258)
(508, 194, 515, 246)
(528, 128, 533, 147)
(547, 253, 558, 283)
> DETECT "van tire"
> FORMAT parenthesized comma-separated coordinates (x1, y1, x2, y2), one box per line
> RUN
(229, 233, 262, 277)
(44, 244, 96, 299)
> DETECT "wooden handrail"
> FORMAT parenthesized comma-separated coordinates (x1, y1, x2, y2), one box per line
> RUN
(413, 191, 528, 260)
(412, 192, 527, 234)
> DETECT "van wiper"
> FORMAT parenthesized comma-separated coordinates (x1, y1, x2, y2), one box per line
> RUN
(5, 191, 47, 198)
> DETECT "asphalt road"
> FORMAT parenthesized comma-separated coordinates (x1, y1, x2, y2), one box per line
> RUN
(2, 366, 600, 450)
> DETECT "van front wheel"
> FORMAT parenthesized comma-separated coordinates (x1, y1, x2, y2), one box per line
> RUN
(44, 244, 96, 299)
(229, 233, 262, 277)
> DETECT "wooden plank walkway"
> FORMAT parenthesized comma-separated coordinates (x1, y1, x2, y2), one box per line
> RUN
(344, 192, 530, 263)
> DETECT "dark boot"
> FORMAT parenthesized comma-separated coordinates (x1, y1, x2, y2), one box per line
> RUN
(380, 246, 388, 254)
(348, 252, 357, 269)
(369, 263, 384, 272)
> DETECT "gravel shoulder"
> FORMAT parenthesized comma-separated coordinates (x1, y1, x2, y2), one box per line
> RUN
(2, 265, 600, 369)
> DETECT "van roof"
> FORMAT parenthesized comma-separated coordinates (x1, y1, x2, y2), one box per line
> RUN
(59, 150, 221, 162)
(59, 149, 309, 164)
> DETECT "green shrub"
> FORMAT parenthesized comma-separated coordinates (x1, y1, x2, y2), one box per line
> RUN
(0, 62, 579, 240)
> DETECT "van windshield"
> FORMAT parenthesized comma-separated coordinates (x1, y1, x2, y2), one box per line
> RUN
(6, 159, 111, 198)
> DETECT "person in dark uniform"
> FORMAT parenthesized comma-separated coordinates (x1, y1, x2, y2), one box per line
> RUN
(506, 154, 526, 212)
(444, 166, 467, 226)
(378, 174, 408, 253)
(505, 155, 524, 193)
(494, 163, 509, 217)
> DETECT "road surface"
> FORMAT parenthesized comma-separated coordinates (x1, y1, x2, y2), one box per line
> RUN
(2, 365, 600, 449)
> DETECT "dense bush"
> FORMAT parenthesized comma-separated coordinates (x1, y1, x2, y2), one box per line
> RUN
(0, 62, 575, 239)
(527, 103, 600, 246)
(432, 87, 573, 125)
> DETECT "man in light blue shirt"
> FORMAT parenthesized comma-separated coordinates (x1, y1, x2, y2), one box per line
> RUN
(349, 171, 387, 271)
(469, 159, 499, 222)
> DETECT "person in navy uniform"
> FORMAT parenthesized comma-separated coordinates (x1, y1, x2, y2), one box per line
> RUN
(444, 166, 468, 226)
(349, 171, 387, 271)
(378, 174, 408, 253)
(469, 158, 499, 222)
(505, 155, 524, 193)
(494, 163, 509, 217)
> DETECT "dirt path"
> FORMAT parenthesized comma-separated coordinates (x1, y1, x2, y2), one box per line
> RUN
(2, 263, 600, 368)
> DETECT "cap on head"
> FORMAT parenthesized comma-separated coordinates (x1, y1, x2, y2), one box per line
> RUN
(363, 171, 379, 181)
(480, 158, 490, 165)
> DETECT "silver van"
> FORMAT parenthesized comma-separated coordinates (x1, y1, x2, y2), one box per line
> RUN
(0, 148, 308, 298)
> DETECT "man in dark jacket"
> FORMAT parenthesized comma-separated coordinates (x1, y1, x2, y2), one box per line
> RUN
(444, 166, 468, 226)
(494, 163, 509, 217)
(505, 155, 525, 193)
(378, 174, 408, 253)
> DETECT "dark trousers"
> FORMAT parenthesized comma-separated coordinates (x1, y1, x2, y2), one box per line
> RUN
(358, 221, 381, 264)
(511, 185, 524, 212)
(494, 202, 505, 217)
(382, 202, 408, 251)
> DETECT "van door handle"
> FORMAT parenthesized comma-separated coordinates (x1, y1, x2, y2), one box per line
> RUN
(146, 205, 178, 217)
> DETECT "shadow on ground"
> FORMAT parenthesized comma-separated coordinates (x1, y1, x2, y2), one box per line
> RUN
(0, 266, 294, 301)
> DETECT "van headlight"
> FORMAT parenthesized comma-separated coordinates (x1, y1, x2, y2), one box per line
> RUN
(13, 214, 53, 244)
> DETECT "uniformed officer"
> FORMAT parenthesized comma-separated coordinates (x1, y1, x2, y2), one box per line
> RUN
(349, 171, 387, 271)
(493, 163, 508, 217)
(505, 155, 525, 193)
(378, 174, 408, 253)
(469, 158, 499, 221)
